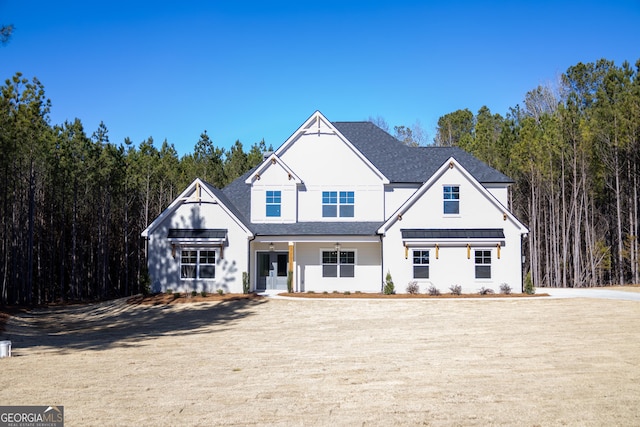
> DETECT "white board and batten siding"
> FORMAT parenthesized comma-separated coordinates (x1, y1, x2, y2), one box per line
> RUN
(145, 181, 250, 294)
(277, 125, 387, 223)
(381, 160, 527, 295)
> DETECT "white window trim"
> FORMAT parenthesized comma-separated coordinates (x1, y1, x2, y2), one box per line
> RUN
(180, 247, 220, 280)
(322, 190, 355, 218)
(319, 248, 357, 278)
(474, 248, 492, 280)
(266, 190, 282, 218)
(443, 184, 461, 217)
(411, 248, 430, 280)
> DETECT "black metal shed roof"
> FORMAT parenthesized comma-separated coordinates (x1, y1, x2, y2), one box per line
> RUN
(401, 229, 505, 239)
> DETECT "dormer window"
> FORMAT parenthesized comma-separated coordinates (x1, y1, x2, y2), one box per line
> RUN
(266, 190, 281, 217)
(443, 186, 460, 214)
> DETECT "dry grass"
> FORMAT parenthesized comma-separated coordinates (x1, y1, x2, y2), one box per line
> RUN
(1, 294, 639, 426)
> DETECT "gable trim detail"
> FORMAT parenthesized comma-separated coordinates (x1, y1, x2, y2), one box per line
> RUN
(244, 153, 303, 184)
(141, 178, 253, 238)
(274, 111, 390, 184)
(378, 157, 528, 235)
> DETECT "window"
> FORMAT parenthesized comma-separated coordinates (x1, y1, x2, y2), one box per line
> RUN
(322, 250, 337, 277)
(475, 250, 491, 279)
(412, 250, 430, 279)
(322, 191, 354, 217)
(181, 250, 197, 279)
(266, 190, 281, 217)
(339, 191, 354, 217)
(322, 191, 337, 217)
(322, 250, 355, 277)
(443, 186, 460, 214)
(181, 249, 216, 279)
(340, 250, 355, 277)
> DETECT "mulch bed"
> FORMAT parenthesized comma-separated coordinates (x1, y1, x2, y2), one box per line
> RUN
(278, 292, 549, 299)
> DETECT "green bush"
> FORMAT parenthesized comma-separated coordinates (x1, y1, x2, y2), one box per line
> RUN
(191, 290, 197, 297)
(242, 272, 249, 294)
(524, 271, 535, 294)
(139, 265, 151, 296)
(217, 289, 224, 295)
(344, 291, 351, 295)
(201, 291, 207, 297)
(287, 271, 293, 293)
(383, 271, 395, 295)
(166, 289, 173, 295)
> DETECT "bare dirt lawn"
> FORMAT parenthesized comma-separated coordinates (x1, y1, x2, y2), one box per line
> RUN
(1, 294, 639, 426)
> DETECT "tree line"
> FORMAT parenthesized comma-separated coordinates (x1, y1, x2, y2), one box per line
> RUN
(1, 57, 638, 304)
(0, 73, 271, 305)
(434, 58, 640, 288)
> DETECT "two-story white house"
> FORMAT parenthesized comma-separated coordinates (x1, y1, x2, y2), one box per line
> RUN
(142, 111, 528, 294)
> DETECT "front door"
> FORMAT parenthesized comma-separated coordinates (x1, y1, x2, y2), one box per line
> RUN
(257, 252, 289, 291)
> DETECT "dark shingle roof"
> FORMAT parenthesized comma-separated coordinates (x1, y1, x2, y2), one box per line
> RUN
(333, 122, 513, 184)
(216, 120, 514, 236)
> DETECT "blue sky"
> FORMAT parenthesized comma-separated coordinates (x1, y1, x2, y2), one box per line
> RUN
(2, 1, 639, 156)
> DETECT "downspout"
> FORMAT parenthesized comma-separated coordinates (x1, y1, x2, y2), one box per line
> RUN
(379, 233, 384, 293)
(248, 234, 256, 292)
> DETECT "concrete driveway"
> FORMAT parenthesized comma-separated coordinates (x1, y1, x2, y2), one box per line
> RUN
(540, 287, 640, 301)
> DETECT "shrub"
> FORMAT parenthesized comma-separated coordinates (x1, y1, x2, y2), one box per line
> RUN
(139, 265, 151, 296)
(383, 271, 395, 295)
(406, 281, 419, 294)
(524, 271, 535, 294)
(323, 291, 328, 294)
(287, 271, 293, 293)
(242, 272, 249, 294)
(478, 287, 495, 295)
(344, 291, 351, 295)
(166, 289, 173, 295)
(201, 291, 207, 297)
(307, 290, 315, 294)
(191, 290, 197, 297)
(449, 285, 462, 295)
(427, 285, 441, 296)
(499, 283, 512, 295)
(217, 289, 224, 295)
(172, 292, 180, 299)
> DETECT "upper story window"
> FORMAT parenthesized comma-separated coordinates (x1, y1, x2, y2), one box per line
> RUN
(322, 191, 354, 217)
(412, 250, 430, 279)
(181, 249, 216, 279)
(443, 185, 460, 214)
(266, 190, 281, 217)
(339, 191, 354, 217)
(322, 191, 337, 217)
(475, 250, 491, 279)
